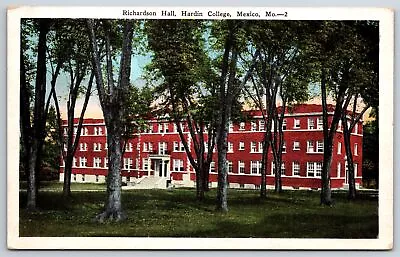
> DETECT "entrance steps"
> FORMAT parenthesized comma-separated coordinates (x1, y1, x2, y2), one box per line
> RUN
(123, 176, 167, 190)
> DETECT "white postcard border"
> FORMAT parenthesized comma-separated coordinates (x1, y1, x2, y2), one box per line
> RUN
(7, 6, 394, 250)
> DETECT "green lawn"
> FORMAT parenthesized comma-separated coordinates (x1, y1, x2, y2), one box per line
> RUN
(19, 187, 378, 238)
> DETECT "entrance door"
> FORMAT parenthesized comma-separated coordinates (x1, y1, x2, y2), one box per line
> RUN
(164, 161, 169, 177)
(159, 161, 163, 177)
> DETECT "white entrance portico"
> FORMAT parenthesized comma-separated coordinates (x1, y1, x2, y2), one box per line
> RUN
(148, 154, 170, 178)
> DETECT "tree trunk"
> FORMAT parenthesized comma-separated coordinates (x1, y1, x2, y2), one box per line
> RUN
(26, 19, 50, 210)
(96, 127, 125, 222)
(26, 146, 38, 210)
(196, 163, 204, 201)
(321, 137, 334, 205)
(62, 155, 73, 198)
(260, 136, 269, 198)
(216, 124, 229, 212)
(342, 118, 356, 199)
(20, 47, 31, 183)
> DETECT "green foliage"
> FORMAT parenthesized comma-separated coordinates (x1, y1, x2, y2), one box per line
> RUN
(122, 84, 154, 139)
(42, 106, 61, 176)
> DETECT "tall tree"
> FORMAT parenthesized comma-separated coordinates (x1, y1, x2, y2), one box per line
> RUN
(47, 19, 94, 198)
(306, 21, 378, 205)
(243, 21, 310, 196)
(339, 21, 379, 199)
(87, 19, 135, 221)
(146, 20, 218, 201)
(20, 19, 52, 210)
(42, 19, 95, 197)
(211, 20, 259, 211)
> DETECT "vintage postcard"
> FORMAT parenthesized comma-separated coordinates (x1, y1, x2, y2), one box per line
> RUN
(7, 6, 393, 249)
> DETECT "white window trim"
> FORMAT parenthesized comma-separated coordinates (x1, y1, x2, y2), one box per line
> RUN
(238, 161, 245, 174)
(239, 142, 245, 151)
(293, 119, 300, 129)
(293, 141, 300, 151)
(292, 162, 300, 176)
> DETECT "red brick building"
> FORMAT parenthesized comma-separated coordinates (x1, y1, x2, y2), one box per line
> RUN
(59, 104, 363, 189)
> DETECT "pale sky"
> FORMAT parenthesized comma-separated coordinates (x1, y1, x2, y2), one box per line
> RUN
(56, 54, 151, 119)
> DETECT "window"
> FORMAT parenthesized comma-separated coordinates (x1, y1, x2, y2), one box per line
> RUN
(307, 141, 314, 153)
(79, 157, 87, 167)
(293, 141, 300, 151)
(317, 117, 323, 130)
(126, 143, 133, 152)
(204, 142, 209, 153)
(124, 158, 133, 170)
(80, 143, 87, 151)
(94, 143, 101, 152)
(229, 122, 234, 132)
(73, 127, 78, 135)
(239, 122, 245, 130)
(228, 142, 234, 153)
(81, 127, 88, 136)
(354, 143, 358, 156)
(294, 119, 300, 129)
(307, 162, 314, 177)
(143, 158, 149, 170)
(143, 142, 148, 152)
(258, 142, 263, 153)
(105, 143, 108, 149)
(174, 142, 185, 152)
(136, 143, 140, 151)
(238, 161, 245, 174)
(95, 175, 99, 183)
(104, 158, 108, 168)
(63, 128, 68, 135)
(158, 123, 169, 133)
(251, 142, 257, 153)
(337, 162, 341, 178)
(354, 163, 358, 176)
(316, 141, 324, 153)
(73, 174, 77, 181)
(94, 127, 103, 135)
(251, 122, 257, 131)
(158, 142, 168, 155)
(259, 120, 265, 131)
(354, 123, 358, 134)
(307, 162, 322, 177)
(282, 119, 287, 130)
(282, 141, 287, 153)
(173, 159, 184, 172)
(292, 162, 300, 176)
(239, 142, 245, 151)
(173, 122, 183, 132)
(271, 162, 285, 175)
(251, 161, 262, 174)
(93, 157, 101, 168)
(82, 174, 85, 182)
(72, 157, 77, 167)
(281, 162, 286, 176)
(228, 161, 233, 174)
(209, 161, 216, 173)
(308, 118, 315, 130)
(315, 162, 322, 176)
(135, 158, 139, 169)
(337, 142, 342, 154)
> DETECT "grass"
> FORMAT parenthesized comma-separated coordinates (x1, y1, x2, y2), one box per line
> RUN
(20, 181, 107, 191)
(19, 187, 378, 238)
